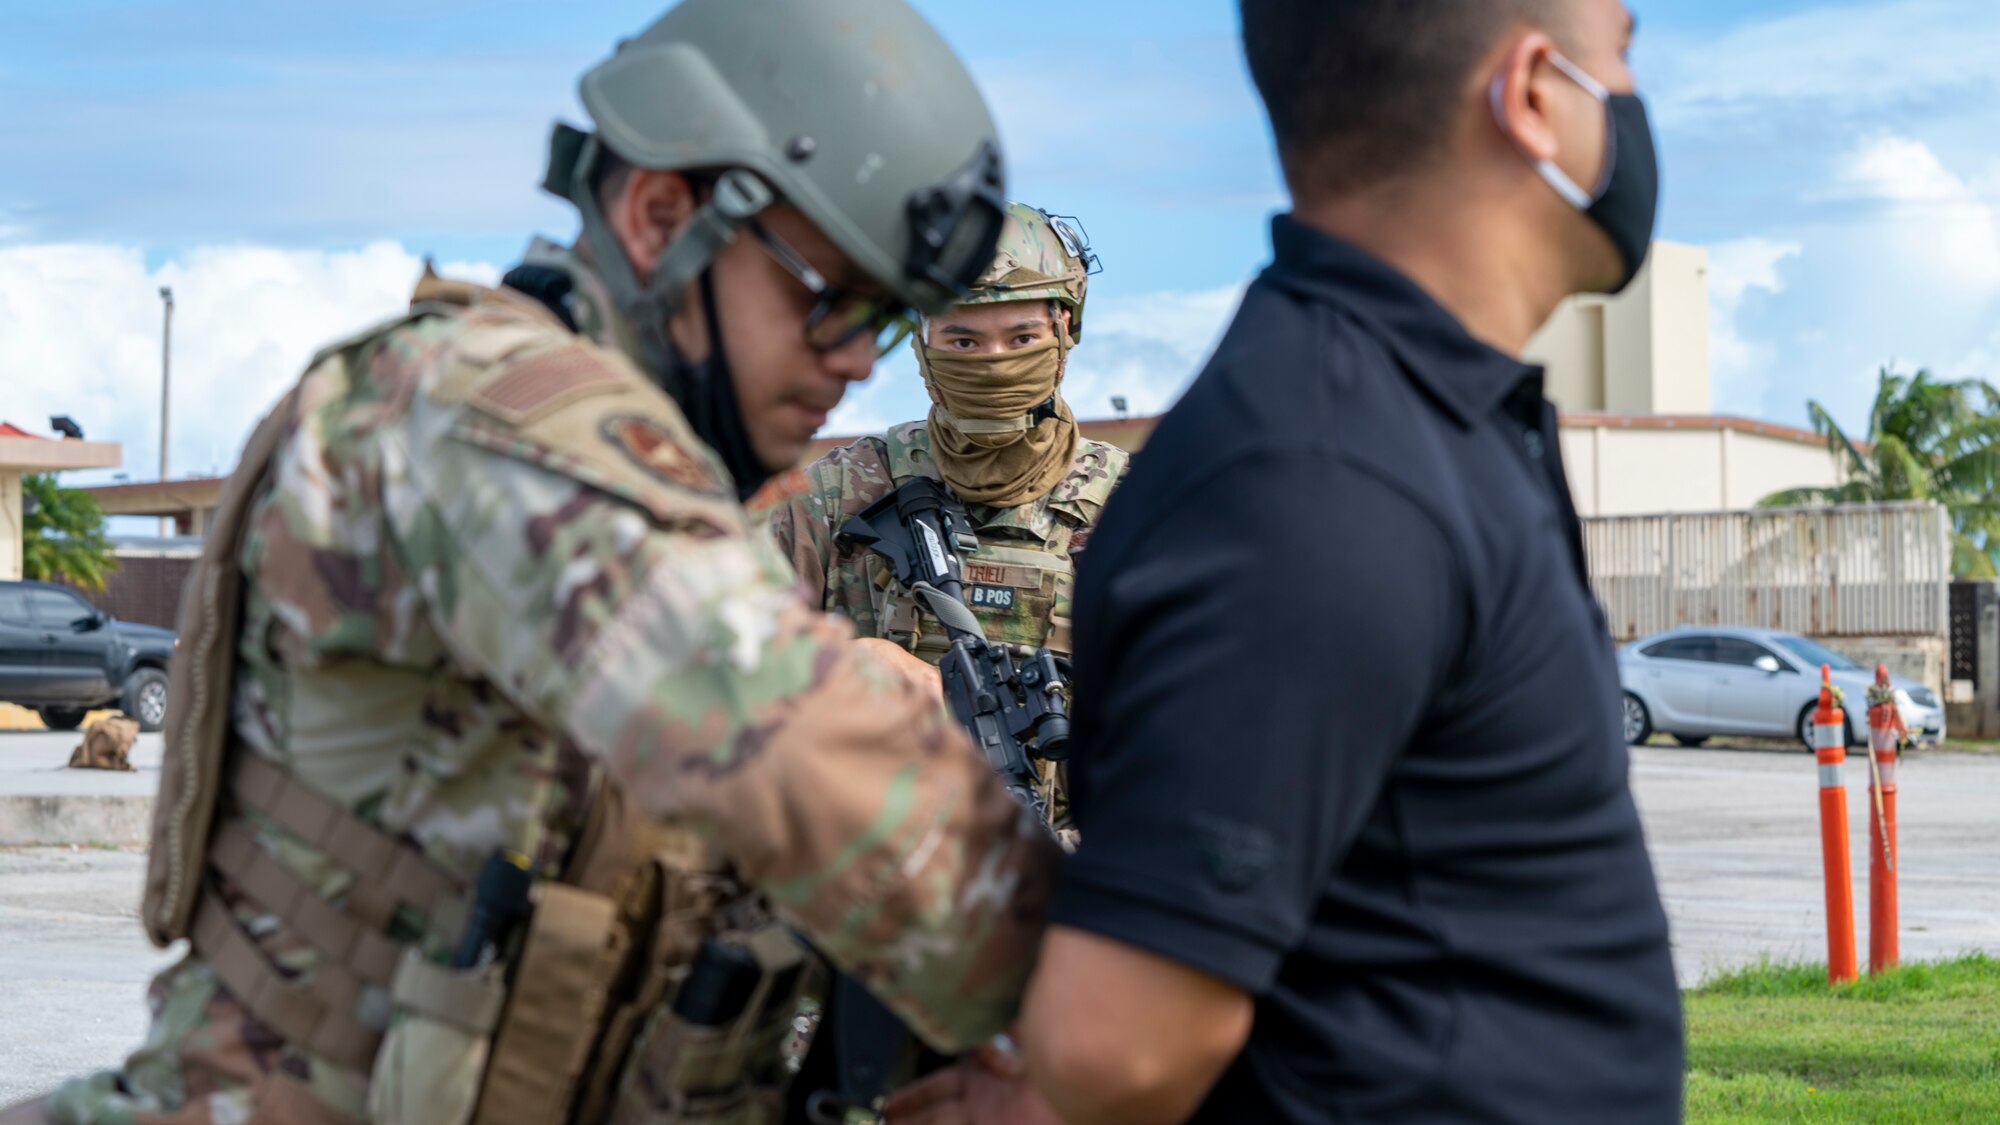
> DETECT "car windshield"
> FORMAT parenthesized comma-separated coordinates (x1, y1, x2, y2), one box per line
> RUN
(1773, 634, 1862, 672)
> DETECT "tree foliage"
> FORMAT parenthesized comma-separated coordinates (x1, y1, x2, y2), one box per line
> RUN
(21, 474, 117, 591)
(1760, 368, 2000, 578)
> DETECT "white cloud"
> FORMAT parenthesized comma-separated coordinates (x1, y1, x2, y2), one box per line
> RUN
(1836, 135, 2000, 293)
(1638, 0, 2000, 435)
(1064, 283, 1249, 419)
(1649, 0, 2000, 125)
(1706, 237, 1801, 415)
(0, 242, 498, 484)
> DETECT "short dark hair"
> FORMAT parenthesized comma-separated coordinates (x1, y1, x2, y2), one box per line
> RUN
(1241, 0, 1557, 197)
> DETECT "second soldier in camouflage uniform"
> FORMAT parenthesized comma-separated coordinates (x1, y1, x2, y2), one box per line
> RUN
(768, 204, 1129, 826)
(8, 3, 1058, 1124)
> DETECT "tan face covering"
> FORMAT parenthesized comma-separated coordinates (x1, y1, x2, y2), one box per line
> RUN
(919, 332, 1079, 507)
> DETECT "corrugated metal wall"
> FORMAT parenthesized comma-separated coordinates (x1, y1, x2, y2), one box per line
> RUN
(1585, 502, 1950, 642)
(62, 554, 198, 630)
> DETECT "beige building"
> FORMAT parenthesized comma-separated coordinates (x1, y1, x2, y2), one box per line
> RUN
(1557, 414, 1848, 518)
(1528, 241, 1845, 517)
(0, 422, 123, 581)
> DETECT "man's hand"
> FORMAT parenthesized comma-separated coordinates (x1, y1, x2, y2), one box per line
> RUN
(883, 1041, 1064, 1125)
(1018, 927, 1253, 1125)
(854, 636, 944, 697)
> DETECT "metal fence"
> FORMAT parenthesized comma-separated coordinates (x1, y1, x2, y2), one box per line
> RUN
(1584, 502, 1951, 642)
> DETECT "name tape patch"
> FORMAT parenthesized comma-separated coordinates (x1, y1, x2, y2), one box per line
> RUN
(964, 561, 1043, 590)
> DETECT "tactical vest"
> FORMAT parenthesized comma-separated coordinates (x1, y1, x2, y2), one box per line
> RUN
(140, 286, 807, 1125)
(867, 425, 1119, 666)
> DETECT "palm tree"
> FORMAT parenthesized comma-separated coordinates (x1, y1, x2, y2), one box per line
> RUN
(1760, 368, 2000, 578)
(21, 474, 118, 591)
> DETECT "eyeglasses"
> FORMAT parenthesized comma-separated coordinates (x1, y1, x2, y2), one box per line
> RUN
(746, 221, 917, 356)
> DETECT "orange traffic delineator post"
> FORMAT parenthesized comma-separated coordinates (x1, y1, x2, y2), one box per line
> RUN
(1814, 664, 1858, 984)
(1864, 665, 1903, 974)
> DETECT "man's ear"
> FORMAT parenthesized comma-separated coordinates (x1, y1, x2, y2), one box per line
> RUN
(607, 168, 698, 275)
(1488, 31, 1564, 165)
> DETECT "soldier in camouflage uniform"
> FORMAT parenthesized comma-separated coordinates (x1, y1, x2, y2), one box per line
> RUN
(4, 3, 1058, 1124)
(768, 204, 1129, 826)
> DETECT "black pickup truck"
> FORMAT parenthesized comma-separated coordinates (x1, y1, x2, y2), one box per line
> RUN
(0, 580, 174, 731)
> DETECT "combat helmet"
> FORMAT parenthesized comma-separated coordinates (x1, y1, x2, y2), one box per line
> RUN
(954, 203, 1100, 341)
(544, 0, 1007, 325)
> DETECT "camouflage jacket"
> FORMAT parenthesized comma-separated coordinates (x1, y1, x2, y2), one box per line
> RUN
(767, 422, 1128, 663)
(51, 251, 1057, 1124)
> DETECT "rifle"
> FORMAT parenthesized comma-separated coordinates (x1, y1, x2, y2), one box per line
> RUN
(790, 477, 1073, 1124)
(836, 475, 1073, 822)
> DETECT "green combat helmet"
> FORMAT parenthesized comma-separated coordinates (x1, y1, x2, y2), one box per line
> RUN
(956, 203, 1100, 341)
(544, 0, 1007, 327)
(539, 0, 1009, 496)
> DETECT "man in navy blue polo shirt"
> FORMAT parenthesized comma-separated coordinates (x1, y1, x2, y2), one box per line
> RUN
(887, 1, 1683, 1122)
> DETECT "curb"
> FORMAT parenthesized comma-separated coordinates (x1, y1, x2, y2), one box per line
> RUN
(0, 794, 154, 847)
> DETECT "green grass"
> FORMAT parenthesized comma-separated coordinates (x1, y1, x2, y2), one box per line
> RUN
(1687, 954, 2000, 1123)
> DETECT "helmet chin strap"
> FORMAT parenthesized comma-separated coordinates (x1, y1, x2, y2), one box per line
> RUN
(564, 137, 778, 498)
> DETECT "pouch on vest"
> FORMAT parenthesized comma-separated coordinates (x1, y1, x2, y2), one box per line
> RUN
(367, 951, 507, 1125)
(607, 926, 806, 1125)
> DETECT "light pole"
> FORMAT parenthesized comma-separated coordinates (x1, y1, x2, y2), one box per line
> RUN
(159, 286, 174, 537)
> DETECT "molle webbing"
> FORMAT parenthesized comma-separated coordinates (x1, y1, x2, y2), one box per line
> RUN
(227, 752, 464, 932)
(190, 752, 473, 1076)
(191, 896, 385, 1074)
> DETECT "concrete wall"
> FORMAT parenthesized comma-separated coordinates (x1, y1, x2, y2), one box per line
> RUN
(1535, 302, 1608, 412)
(1831, 636, 1948, 700)
(1528, 241, 1711, 417)
(1560, 423, 1845, 517)
(0, 473, 20, 581)
(1720, 429, 1843, 509)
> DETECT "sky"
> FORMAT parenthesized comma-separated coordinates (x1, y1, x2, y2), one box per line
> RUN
(3, 0, 1998, 497)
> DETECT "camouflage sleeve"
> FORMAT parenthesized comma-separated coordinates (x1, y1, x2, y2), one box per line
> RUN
(766, 439, 899, 636)
(763, 459, 838, 609)
(387, 372, 1055, 1052)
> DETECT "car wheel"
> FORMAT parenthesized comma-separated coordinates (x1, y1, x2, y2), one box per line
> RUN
(1796, 704, 1857, 752)
(123, 668, 170, 733)
(1622, 693, 1653, 746)
(1673, 735, 1709, 748)
(36, 706, 88, 732)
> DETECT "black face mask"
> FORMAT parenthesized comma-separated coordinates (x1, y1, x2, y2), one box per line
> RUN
(1497, 51, 1662, 294)
(503, 262, 771, 503)
(675, 271, 770, 503)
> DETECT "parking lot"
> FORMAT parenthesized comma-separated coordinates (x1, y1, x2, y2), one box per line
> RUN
(1633, 740, 2000, 982)
(2, 736, 1997, 1100)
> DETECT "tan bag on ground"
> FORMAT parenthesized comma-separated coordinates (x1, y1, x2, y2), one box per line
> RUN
(68, 715, 139, 772)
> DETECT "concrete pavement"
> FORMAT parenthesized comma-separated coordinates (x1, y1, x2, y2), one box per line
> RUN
(0, 847, 178, 1103)
(1635, 742, 2000, 984)
(0, 730, 163, 847)
(1, 742, 1996, 1099)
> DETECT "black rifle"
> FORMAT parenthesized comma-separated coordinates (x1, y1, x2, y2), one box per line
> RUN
(837, 476, 1072, 821)
(789, 477, 1073, 1124)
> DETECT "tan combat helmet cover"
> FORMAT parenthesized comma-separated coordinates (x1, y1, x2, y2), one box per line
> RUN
(955, 202, 1099, 341)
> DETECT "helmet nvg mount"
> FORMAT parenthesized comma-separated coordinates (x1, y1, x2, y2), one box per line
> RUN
(956, 203, 1101, 342)
(542, 0, 1009, 331)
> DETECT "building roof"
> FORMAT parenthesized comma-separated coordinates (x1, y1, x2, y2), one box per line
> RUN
(82, 476, 225, 518)
(1558, 413, 1852, 449)
(0, 422, 122, 473)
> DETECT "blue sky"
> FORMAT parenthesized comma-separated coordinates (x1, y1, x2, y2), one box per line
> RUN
(4, 0, 1999, 486)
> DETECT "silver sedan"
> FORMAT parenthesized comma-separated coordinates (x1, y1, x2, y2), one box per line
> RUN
(1616, 626, 1945, 749)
